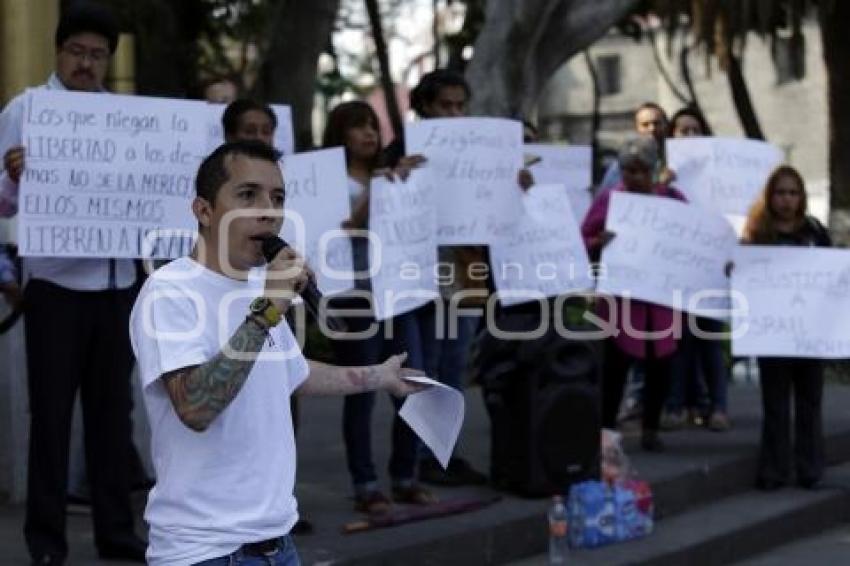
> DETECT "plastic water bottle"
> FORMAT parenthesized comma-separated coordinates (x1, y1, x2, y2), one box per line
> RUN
(548, 495, 569, 564)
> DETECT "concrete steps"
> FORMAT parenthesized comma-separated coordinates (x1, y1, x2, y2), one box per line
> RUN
(513, 463, 850, 566)
(294, 384, 850, 565)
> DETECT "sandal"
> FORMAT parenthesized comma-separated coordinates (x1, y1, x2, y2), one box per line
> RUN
(353, 490, 391, 515)
(392, 484, 437, 505)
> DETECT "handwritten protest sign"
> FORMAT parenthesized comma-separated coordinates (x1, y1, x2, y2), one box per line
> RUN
(666, 137, 783, 217)
(525, 143, 593, 222)
(18, 90, 207, 258)
(280, 148, 353, 295)
(368, 174, 439, 320)
(731, 246, 850, 358)
(206, 103, 294, 155)
(405, 118, 523, 245)
(598, 192, 737, 318)
(490, 184, 593, 306)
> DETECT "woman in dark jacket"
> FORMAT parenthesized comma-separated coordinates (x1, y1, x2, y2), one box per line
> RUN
(741, 165, 831, 490)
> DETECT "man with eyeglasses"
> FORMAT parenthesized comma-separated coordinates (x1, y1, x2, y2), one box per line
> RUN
(0, 4, 145, 564)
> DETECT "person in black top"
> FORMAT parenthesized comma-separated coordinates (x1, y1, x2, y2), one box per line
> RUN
(741, 165, 831, 490)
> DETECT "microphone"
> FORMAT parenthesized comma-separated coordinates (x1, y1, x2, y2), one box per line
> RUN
(258, 235, 347, 333)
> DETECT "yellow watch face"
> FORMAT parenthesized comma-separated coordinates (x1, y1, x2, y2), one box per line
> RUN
(251, 297, 281, 327)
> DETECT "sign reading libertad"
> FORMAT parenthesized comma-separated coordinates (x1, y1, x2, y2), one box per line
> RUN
(18, 90, 207, 259)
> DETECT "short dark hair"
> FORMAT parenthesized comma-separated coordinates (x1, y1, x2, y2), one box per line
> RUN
(668, 106, 712, 137)
(321, 101, 383, 171)
(410, 69, 471, 118)
(55, 3, 119, 54)
(196, 141, 282, 205)
(222, 99, 277, 140)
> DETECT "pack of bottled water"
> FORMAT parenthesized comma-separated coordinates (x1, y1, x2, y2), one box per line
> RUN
(566, 479, 654, 548)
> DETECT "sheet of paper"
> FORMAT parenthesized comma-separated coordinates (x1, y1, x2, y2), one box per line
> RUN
(490, 183, 593, 306)
(18, 89, 206, 258)
(280, 147, 353, 295)
(405, 117, 523, 245)
(666, 137, 783, 218)
(525, 143, 593, 222)
(399, 375, 465, 469)
(368, 174, 439, 320)
(599, 191, 737, 319)
(731, 245, 850, 358)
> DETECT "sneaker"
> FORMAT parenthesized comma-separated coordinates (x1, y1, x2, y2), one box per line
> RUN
(708, 412, 731, 432)
(659, 410, 686, 430)
(688, 408, 706, 427)
(353, 490, 391, 515)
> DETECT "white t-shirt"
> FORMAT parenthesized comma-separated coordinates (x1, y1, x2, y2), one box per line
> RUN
(130, 257, 309, 566)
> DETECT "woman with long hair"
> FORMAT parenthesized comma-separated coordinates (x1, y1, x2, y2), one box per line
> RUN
(322, 101, 435, 513)
(742, 165, 831, 490)
(661, 106, 731, 432)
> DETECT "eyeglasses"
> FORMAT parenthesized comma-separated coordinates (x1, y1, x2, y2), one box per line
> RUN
(62, 43, 110, 64)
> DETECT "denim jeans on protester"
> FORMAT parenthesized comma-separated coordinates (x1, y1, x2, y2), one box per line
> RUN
(330, 296, 429, 490)
(194, 536, 300, 565)
(421, 301, 479, 391)
(418, 301, 479, 460)
(667, 317, 728, 414)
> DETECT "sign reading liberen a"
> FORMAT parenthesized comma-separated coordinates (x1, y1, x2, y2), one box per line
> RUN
(490, 184, 593, 306)
(206, 103, 294, 155)
(368, 173, 439, 320)
(18, 89, 206, 259)
(525, 143, 592, 222)
(405, 118, 523, 245)
(731, 246, 850, 359)
(599, 191, 737, 318)
(666, 137, 783, 218)
(280, 147, 353, 295)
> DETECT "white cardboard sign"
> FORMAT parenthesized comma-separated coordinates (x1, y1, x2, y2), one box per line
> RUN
(598, 191, 737, 318)
(731, 246, 850, 358)
(405, 118, 523, 245)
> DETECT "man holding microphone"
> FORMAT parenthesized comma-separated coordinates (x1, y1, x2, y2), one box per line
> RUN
(130, 140, 424, 565)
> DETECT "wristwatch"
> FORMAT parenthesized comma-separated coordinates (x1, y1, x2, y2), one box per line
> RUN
(249, 296, 282, 328)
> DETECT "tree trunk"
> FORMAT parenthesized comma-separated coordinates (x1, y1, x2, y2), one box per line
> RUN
(256, 0, 341, 151)
(465, 0, 640, 117)
(112, 0, 204, 97)
(726, 53, 765, 140)
(365, 0, 404, 143)
(821, 0, 850, 245)
(583, 51, 603, 184)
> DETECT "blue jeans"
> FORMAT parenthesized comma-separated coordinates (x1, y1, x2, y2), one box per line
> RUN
(330, 297, 429, 490)
(421, 300, 479, 391)
(418, 300, 479, 460)
(668, 317, 728, 413)
(194, 536, 299, 565)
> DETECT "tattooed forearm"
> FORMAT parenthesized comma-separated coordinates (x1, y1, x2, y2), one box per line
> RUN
(163, 318, 267, 431)
(297, 360, 384, 396)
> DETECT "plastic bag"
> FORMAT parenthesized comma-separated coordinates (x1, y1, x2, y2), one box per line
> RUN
(600, 428, 632, 485)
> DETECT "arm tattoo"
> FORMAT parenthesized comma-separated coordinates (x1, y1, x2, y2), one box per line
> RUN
(163, 318, 267, 431)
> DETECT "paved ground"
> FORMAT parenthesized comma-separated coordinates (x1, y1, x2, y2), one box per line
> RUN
(735, 524, 850, 565)
(1, 371, 850, 565)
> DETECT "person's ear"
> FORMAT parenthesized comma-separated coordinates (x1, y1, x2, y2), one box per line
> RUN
(192, 196, 214, 229)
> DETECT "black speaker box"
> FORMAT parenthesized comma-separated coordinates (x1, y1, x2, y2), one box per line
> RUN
(475, 308, 601, 497)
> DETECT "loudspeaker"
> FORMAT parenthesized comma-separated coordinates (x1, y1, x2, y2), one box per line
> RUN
(476, 311, 601, 497)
